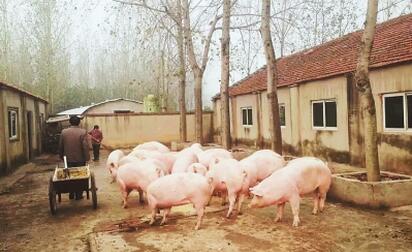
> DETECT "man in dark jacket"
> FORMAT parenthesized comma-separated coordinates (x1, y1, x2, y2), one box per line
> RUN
(59, 115, 90, 199)
(88, 125, 103, 161)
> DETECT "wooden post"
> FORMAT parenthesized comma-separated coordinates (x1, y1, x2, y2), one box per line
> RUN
(34, 100, 41, 154)
(0, 88, 11, 174)
(20, 95, 29, 161)
(255, 92, 264, 148)
(230, 96, 237, 146)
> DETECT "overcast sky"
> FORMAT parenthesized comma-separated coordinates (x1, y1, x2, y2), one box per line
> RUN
(30, 0, 412, 106)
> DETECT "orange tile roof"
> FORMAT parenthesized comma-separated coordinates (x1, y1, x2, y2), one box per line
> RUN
(217, 14, 412, 99)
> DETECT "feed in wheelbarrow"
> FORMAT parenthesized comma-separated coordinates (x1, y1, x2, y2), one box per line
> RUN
(54, 167, 89, 180)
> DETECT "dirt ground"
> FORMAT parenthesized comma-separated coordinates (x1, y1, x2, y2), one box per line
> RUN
(0, 150, 411, 252)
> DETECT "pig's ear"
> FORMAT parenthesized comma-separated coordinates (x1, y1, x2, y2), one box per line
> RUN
(156, 168, 163, 177)
(250, 188, 264, 197)
(242, 170, 248, 178)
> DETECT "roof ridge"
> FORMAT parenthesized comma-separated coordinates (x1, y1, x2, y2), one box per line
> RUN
(0, 81, 48, 103)
(213, 13, 412, 99)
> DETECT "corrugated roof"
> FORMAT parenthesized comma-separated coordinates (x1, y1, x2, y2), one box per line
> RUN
(214, 14, 412, 99)
(57, 98, 143, 115)
(0, 81, 48, 103)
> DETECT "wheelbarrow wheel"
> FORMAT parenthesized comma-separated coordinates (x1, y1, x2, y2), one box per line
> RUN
(90, 172, 97, 209)
(48, 176, 57, 215)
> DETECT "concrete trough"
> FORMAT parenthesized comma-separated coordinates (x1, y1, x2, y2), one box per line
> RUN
(329, 171, 412, 208)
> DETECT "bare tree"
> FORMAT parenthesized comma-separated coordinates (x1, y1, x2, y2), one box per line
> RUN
(181, 0, 220, 144)
(220, 0, 231, 149)
(261, 0, 282, 153)
(354, 0, 380, 181)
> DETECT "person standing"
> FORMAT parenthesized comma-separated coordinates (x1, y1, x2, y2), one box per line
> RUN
(89, 125, 103, 161)
(59, 115, 90, 200)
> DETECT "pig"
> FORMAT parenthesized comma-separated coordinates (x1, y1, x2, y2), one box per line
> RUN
(187, 163, 208, 176)
(197, 148, 233, 169)
(146, 172, 214, 230)
(128, 149, 177, 174)
(206, 158, 247, 218)
(171, 152, 198, 173)
(106, 150, 125, 182)
(177, 143, 203, 157)
(240, 150, 286, 189)
(133, 141, 170, 153)
(116, 158, 164, 208)
(109, 155, 141, 181)
(248, 157, 332, 227)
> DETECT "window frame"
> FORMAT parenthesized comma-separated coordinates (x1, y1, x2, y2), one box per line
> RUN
(8, 107, 19, 141)
(382, 92, 412, 132)
(241, 107, 253, 127)
(311, 99, 338, 131)
(279, 103, 286, 128)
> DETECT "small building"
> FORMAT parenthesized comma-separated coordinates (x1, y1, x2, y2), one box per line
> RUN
(0, 82, 48, 176)
(213, 14, 412, 175)
(57, 98, 144, 116)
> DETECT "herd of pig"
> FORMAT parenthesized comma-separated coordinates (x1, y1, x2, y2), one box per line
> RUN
(106, 141, 332, 230)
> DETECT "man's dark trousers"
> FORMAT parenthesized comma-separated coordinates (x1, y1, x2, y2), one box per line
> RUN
(92, 144, 100, 161)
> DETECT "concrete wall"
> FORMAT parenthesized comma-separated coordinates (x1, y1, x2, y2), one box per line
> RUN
(298, 76, 350, 162)
(213, 62, 412, 175)
(0, 87, 47, 176)
(81, 112, 213, 149)
(86, 100, 144, 114)
(370, 64, 412, 175)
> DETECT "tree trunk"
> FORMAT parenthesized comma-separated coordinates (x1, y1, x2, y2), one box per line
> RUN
(220, 0, 231, 150)
(194, 70, 203, 144)
(261, 0, 282, 154)
(176, 4, 187, 142)
(354, 0, 380, 181)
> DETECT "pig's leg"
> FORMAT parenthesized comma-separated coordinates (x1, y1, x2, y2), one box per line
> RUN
(237, 193, 246, 215)
(289, 195, 301, 227)
(121, 189, 131, 208)
(319, 192, 327, 212)
(160, 208, 171, 225)
(274, 203, 285, 222)
(312, 191, 320, 215)
(138, 189, 145, 204)
(226, 191, 237, 218)
(194, 206, 205, 230)
(221, 194, 227, 206)
(149, 208, 157, 225)
(318, 179, 331, 212)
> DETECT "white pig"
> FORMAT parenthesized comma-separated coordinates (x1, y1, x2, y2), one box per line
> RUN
(177, 143, 203, 157)
(240, 150, 286, 188)
(106, 150, 125, 182)
(206, 158, 247, 218)
(133, 141, 170, 153)
(187, 163, 208, 176)
(128, 149, 176, 174)
(248, 157, 332, 227)
(147, 173, 214, 230)
(116, 158, 164, 208)
(171, 152, 198, 173)
(197, 148, 233, 169)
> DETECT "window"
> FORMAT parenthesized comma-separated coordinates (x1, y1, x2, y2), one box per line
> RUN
(383, 93, 412, 131)
(312, 100, 337, 129)
(241, 107, 253, 126)
(279, 104, 286, 127)
(8, 108, 18, 140)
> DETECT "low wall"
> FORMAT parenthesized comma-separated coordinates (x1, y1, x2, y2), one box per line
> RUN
(81, 112, 213, 149)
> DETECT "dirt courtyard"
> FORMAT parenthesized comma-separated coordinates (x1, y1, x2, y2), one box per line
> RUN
(0, 150, 411, 252)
